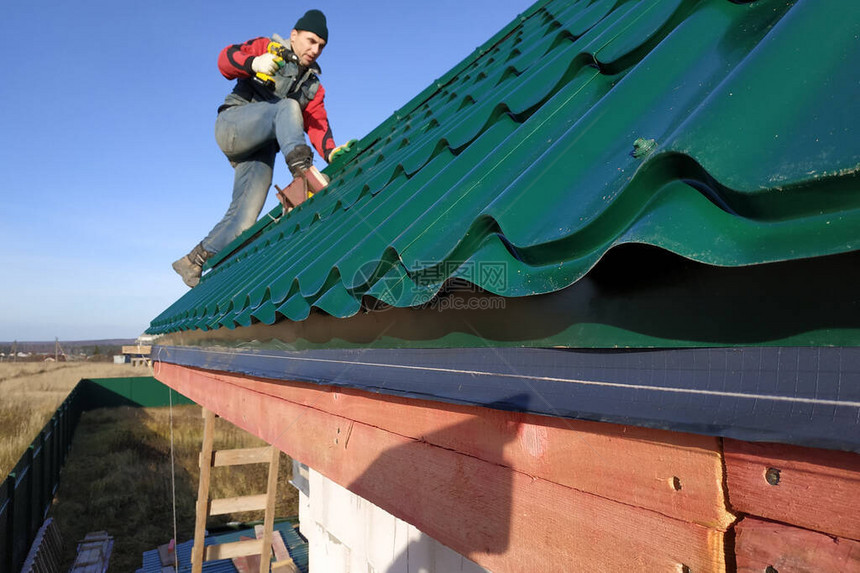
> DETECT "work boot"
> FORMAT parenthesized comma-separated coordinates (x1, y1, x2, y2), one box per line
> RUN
(283, 143, 329, 197)
(171, 242, 213, 288)
(285, 144, 314, 177)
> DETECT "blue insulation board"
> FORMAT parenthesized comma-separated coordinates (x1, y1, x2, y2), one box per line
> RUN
(154, 344, 860, 453)
(136, 521, 307, 573)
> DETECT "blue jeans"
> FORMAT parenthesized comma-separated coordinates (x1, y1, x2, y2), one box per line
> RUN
(202, 98, 306, 254)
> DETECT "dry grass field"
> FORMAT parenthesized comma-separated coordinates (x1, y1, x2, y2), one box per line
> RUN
(0, 361, 145, 476)
(51, 404, 296, 572)
(1, 361, 298, 572)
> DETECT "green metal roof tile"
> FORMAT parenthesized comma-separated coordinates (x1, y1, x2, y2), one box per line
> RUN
(505, 32, 558, 71)
(313, 280, 363, 318)
(251, 299, 277, 325)
(398, 133, 448, 176)
(593, 0, 691, 71)
(618, 180, 860, 265)
(443, 101, 511, 152)
(267, 265, 304, 305)
(553, 0, 624, 38)
(503, 42, 587, 115)
(485, 1, 776, 247)
(381, 1, 551, 124)
(392, 120, 522, 264)
(242, 250, 298, 308)
(364, 264, 411, 306)
(232, 305, 255, 328)
(276, 291, 311, 322)
(666, 0, 859, 198)
(362, 159, 404, 194)
(150, 0, 859, 347)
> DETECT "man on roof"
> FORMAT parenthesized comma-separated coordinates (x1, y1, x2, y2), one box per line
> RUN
(172, 9, 353, 288)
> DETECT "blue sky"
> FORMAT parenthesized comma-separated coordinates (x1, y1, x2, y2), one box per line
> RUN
(0, 1, 535, 341)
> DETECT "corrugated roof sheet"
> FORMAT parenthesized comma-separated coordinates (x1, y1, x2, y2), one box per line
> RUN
(136, 521, 308, 573)
(149, 0, 859, 336)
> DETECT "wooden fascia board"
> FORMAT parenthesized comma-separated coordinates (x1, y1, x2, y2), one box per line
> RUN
(217, 366, 733, 529)
(725, 439, 860, 542)
(734, 517, 860, 572)
(154, 362, 734, 528)
(155, 362, 730, 572)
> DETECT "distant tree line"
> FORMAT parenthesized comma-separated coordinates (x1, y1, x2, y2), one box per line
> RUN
(0, 343, 123, 361)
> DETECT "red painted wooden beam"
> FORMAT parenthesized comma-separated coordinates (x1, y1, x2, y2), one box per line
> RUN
(735, 517, 860, 572)
(725, 439, 860, 541)
(155, 362, 729, 572)
(158, 362, 734, 528)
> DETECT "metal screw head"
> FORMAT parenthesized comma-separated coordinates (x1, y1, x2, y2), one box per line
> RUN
(765, 467, 781, 486)
(632, 138, 657, 158)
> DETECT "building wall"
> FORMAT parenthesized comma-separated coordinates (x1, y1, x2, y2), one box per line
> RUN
(299, 467, 488, 573)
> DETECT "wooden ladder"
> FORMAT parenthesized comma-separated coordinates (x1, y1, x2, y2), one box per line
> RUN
(191, 408, 281, 573)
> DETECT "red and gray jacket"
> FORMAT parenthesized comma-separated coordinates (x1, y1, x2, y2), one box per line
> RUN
(217, 36, 335, 161)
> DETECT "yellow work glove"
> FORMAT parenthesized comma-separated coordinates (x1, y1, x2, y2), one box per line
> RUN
(327, 139, 358, 163)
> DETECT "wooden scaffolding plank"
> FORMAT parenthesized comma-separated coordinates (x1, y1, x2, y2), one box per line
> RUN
(208, 446, 273, 467)
(204, 538, 264, 561)
(257, 445, 280, 573)
(735, 517, 860, 572)
(232, 554, 259, 573)
(209, 494, 268, 515)
(255, 525, 290, 562)
(191, 408, 216, 573)
(231, 536, 261, 573)
(724, 439, 860, 541)
(157, 362, 727, 573)
(272, 560, 301, 572)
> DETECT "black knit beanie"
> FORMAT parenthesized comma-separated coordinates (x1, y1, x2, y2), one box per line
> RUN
(294, 9, 328, 42)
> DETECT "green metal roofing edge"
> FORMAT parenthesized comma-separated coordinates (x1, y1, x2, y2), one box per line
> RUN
(154, 249, 860, 348)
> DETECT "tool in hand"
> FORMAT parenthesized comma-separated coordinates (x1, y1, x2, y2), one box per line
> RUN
(253, 41, 299, 90)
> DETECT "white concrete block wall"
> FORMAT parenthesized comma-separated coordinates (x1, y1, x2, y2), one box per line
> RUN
(297, 467, 489, 573)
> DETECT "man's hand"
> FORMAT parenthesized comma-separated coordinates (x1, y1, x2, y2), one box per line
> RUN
(251, 52, 281, 76)
(328, 139, 358, 163)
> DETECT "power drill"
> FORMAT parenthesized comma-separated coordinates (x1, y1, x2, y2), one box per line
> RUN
(253, 41, 299, 90)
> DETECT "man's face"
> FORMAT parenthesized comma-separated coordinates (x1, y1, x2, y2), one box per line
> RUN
(290, 29, 326, 66)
